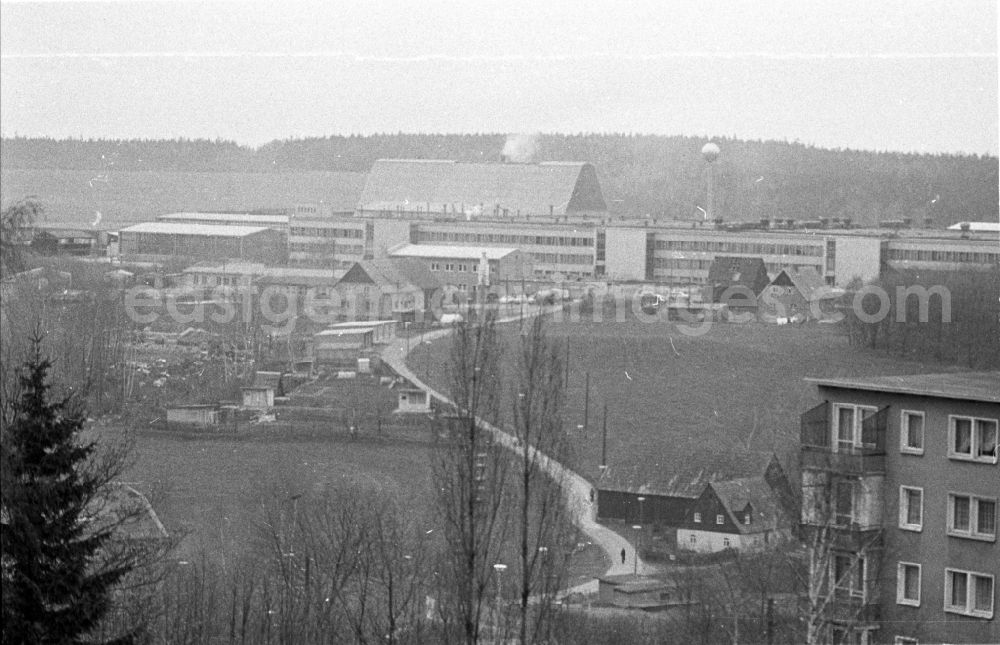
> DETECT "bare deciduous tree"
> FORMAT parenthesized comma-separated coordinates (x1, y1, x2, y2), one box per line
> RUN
(431, 312, 511, 645)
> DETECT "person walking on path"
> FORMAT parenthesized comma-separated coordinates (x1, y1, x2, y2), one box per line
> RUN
(620, 548, 626, 565)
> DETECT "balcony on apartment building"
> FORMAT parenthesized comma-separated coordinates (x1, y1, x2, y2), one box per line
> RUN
(800, 402, 887, 475)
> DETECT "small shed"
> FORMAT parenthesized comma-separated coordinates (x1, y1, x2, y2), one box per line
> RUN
(327, 320, 398, 344)
(241, 386, 274, 410)
(598, 575, 684, 610)
(314, 327, 375, 363)
(241, 371, 283, 410)
(166, 404, 220, 428)
(395, 385, 432, 413)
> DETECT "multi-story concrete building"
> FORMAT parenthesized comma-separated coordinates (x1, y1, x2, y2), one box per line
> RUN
(287, 215, 411, 269)
(604, 224, 999, 287)
(799, 372, 999, 645)
(413, 219, 599, 279)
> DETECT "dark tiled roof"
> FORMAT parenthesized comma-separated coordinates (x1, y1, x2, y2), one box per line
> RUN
(706, 256, 770, 296)
(597, 451, 778, 498)
(710, 476, 790, 534)
(358, 159, 607, 215)
(768, 266, 829, 301)
(807, 372, 1000, 404)
(338, 258, 441, 291)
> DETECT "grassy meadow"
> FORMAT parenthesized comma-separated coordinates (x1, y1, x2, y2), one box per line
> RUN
(409, 314, 957, 481)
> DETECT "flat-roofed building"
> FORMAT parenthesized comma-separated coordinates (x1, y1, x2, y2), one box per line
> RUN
(119, 222, 286, 265)
(288, 216, 412, 269)
(413, 220, 598, 279)
(604, 224, 1000, 287)
(387, 243, 531, 296)
(156, 211, 289, 232)
(799, 371, 1000, 645)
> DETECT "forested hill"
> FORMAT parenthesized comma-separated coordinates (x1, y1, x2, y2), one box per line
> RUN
(2, 134, 996, 226)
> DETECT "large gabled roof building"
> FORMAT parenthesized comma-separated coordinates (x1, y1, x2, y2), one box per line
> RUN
(356, 159, 608, 219)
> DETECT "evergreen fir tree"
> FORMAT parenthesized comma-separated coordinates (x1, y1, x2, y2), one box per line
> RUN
(1, 338, 133, 644)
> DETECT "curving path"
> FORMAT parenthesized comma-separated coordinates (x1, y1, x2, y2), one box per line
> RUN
(380, 310, 653, 598)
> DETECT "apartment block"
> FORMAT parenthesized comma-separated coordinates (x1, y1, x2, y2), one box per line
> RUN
(800, 372, 999, 644)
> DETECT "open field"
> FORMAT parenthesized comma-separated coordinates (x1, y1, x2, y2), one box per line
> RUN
(409, 315, 956, 481)
(124, 432, 435, 563)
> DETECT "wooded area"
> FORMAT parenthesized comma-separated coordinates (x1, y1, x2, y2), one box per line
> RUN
(3, 134, 996, 225)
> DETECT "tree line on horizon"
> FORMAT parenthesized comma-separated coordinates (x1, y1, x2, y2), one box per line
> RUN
(2, 134, 996, 226)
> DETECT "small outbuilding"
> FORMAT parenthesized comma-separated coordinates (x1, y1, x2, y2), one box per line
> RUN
(241, 371, 283, 410)
(166, 404, 220, 428)
(597, 574, 686, 611)
(395, 385, 432, 413)
(314, 327, 375, 364)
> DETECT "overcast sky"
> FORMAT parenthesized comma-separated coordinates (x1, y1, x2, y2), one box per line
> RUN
(1, 0, 997, 155)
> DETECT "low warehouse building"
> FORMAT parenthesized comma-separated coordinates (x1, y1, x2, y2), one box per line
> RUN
(119, 222, 286, 265)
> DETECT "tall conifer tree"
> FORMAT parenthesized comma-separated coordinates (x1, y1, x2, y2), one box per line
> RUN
(1, 337, 133, 644)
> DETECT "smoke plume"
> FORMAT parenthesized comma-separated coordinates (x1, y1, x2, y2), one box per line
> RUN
(501, 133, 539, 163)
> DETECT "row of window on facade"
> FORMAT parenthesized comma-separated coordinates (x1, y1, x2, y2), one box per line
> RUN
(288, 242, 366, 255)
(529, 252, 594, 265)
(289, 227, 364, 238)
(417, 231, 593, 247)
(896, 561, 994, 620)
(887, 248, 1000, 264)
(830, 555, 994, 627)
(691, 511, 752, 525)
(429, 262, 483, 273)
(653, 239, 825, 256)
(834, 403, 998, 462)
(897, 485, 996, 539)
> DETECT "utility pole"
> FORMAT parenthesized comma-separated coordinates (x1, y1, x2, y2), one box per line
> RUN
(583, 372, 590, 435)
(564, 338, 570, 386)
(601, 402, 608, 469)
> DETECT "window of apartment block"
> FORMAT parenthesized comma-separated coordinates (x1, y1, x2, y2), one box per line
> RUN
(900, 411, 924, 454)
(835, 480, 856, 526)
(899, 486, 923, 531)
(897, 562, 921, 606)
(947, 493, 997, 541)
(693, 512, 701, 523)
(949, 416, 999, 463)
(834, 404, 877, 452)
(716, 514, 724, 525)
(833, 552, 867, 599)
(944, 568, 994, 618)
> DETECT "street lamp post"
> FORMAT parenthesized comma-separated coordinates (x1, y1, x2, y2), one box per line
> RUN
(634, 495, 646, 575)
(631, 524, 642, 575)
(493, 563, 507, 640)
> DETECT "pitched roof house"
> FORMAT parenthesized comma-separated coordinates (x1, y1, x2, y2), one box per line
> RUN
(335, 258, 440, 322)
(356, 159, 608, 219)
(596, 451, 790, 528)
(704, 256, 771, 306)
(758, 266, 838, 321)
(677, 476, 794, 553)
